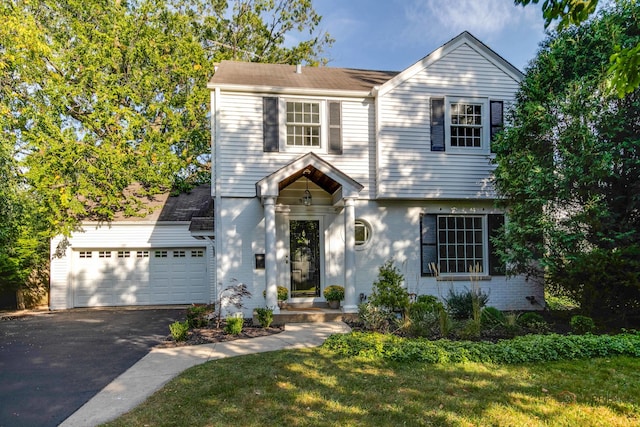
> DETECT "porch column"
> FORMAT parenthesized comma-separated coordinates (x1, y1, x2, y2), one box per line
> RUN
(264, 196, 279, 313)
(343, 197, 357, 313)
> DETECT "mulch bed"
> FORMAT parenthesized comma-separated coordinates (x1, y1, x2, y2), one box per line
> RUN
(159, 319, 284, 348)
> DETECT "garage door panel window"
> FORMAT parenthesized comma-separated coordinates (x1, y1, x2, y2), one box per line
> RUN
(117, 251, 131, 258)
(155, 250, 167, 258)
(136, 250, 149, 258)
(79, 251, 92, 258)
(173, 250, 186, 258)
(191, 250, 204, 257)
(99, 251, 111, 258)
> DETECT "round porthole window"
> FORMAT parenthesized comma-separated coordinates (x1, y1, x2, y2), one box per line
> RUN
(355, 219, 372, 247)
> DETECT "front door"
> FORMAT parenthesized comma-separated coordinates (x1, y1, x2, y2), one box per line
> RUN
(289, 219, 321, 297)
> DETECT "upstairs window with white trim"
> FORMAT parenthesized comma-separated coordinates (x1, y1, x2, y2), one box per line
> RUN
(286, 101, 320, 147)
(262, 97, 342, 154)
(431, 97, 503, 154)
(450, 103, 483, 148)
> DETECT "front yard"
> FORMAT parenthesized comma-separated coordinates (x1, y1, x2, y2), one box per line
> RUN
(104, 348, 640, 426)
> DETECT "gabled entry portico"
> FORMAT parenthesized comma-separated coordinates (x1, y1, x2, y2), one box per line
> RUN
(256, 153, 363, 313)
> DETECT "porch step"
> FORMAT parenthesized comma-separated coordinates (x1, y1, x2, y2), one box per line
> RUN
(252, 307, 358, 325)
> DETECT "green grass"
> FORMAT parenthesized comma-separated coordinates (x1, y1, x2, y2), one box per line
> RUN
(104, 350, 640, 426)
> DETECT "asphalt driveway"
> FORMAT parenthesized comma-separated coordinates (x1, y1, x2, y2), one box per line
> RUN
(0, 307, 185, 427)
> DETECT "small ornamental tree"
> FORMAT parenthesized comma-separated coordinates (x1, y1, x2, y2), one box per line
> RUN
(369, 260, 409, 313)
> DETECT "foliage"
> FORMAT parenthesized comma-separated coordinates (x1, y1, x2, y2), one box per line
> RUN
(406, 299, 443, 338)
(357, 302, 398, 334)
(254, 307, 274, 328)
(369, 259, 409, 312)
(0, 0, 332, 239)
(518, 312, 550, 333)
(481, 306, 506, 327)
(323, 330, 640, 364)
(444, 288, 489, 319)
(214, 280, 251, 327)
(323, 285, 344, 301)
(517, 312, 545, 328)
(571, 315, 596, 334)
(545, 291, 580, 311)
(515, 0, 639, 96)
(186, 304, 213, 328)
(416, 294, 440, 305)
(493, 1, 640, 320)
(224, 316, 244, 335)
(556, 246, 640, 321)
(263, 286, 288, 301)
(169, 320, 189, 342)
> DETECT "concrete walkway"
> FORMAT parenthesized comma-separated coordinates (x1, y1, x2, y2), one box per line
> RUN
(60, 322, 351, 427)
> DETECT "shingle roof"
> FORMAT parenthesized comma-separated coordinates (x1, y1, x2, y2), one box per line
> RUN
(209, 61, 398, 92)
(108, 184, 213, 224)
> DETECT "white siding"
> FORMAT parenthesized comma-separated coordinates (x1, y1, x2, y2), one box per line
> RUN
(377, 42, 521, 199)
(49, 223, 215, 309)
(217, 95, 375, 198)
(217, 198, 543, 316)
(351, 200, 543, 311)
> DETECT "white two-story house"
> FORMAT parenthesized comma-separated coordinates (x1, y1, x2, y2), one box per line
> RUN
(208, 31, 543, 315)
(49, 31, 543, 313)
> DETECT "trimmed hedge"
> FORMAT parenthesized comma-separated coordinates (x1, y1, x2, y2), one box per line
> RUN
(322, 331, 640, 364)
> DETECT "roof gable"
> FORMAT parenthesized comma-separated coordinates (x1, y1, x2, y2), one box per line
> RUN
(378, 31, 524, 97)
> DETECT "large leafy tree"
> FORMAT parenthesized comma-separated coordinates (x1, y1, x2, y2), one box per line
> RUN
(494, 1, 640, 321)
(0, 0, 331, 236)
(0, 0, 331, 297)
(515, 0, 640, 96)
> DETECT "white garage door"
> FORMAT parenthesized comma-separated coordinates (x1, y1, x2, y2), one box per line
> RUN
(72, 248, 208, 307)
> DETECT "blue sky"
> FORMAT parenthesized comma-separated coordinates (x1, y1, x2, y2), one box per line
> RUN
(312, 0, 549, 73)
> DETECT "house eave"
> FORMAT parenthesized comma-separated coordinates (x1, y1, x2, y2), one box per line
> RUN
(206, 83, 374, 98)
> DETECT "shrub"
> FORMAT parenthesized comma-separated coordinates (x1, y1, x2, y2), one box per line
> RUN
(481, 306, 505, 327)
(169, 320, 189, 342)
(322, 330, 640, 364)
(262, 286, 289, 301)
(224, 316, 244, 335)
(186, 304, 213, 328)
(517, 312, 545, 328)
(444, 288, 489, 319)
(358, 302, 396, 333)
(323, 285, 345, 301)
(369, 259, 409, 312)
(416, 295, 440, 305)
(406, 300, 442, 338)
(255, 307, 274, 328)
(571, 315, 596, 334)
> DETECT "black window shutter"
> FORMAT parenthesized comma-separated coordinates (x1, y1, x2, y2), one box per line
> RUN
(490, 100, 504, 153)
(263, 97, 279, 152)
(430, 98, 445, 152)
(488, 214, 506, 276)
(328, 101, 342, 154)
(420, 214, 438, 276)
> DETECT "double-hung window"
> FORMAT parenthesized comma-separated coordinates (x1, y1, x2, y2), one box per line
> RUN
(286, 101, 321, 147)
(262, 97, 342, 154)
(431, 97, 503, 153)
(421, 213, 505, 276)
(450, 102, 483, 148)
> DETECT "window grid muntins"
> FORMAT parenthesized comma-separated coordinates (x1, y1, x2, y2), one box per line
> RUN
(451, 103, 482, 148)
(438, 216, 484, 274)
(286, 101, 320, 147)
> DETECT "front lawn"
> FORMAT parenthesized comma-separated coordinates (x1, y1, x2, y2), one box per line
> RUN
(104, 349, 640, 426)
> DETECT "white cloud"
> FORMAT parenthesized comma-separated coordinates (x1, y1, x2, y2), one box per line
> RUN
(401, 0, 540, 43)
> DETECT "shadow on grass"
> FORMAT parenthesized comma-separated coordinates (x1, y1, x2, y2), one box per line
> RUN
(105, 350, 640, 426)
